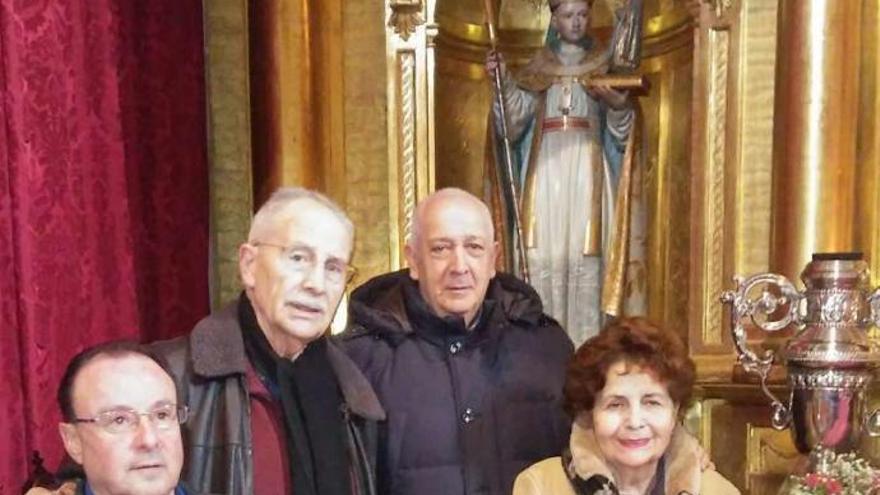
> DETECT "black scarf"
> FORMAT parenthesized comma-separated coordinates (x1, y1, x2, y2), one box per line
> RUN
(239, 294, 351, 495)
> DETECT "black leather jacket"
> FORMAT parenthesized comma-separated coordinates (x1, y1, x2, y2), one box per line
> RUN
(151, 303, 385, 495)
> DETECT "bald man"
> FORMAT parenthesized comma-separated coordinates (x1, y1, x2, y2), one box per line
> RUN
(339, 188, 574, 495)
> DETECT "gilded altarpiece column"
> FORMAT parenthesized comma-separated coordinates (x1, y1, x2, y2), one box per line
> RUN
(386, 0, 437, 268)
(771, 0, 860, 280)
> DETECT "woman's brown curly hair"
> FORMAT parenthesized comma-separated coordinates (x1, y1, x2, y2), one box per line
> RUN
(563, 317, 696, 418)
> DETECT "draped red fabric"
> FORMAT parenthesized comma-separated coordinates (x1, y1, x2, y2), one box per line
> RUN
(0, 1, 208, 491)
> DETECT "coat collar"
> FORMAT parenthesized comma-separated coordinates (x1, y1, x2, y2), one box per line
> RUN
(568, 419, 701, 495)
(190, 303, 248, 376)
(325, 340, 386, 420)
(189, 299, 385, 421)
(348, 269, 548, 337)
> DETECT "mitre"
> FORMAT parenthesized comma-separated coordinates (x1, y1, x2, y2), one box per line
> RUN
(548, 0, 596, 9)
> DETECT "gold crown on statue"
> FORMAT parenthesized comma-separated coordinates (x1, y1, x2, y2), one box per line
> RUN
(548, 0, 596, 9)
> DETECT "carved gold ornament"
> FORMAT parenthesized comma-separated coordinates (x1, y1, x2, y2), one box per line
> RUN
(388, 1, 425, 41)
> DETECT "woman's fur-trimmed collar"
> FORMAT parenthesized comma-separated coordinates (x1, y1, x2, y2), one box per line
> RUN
(567, 418, 701, 495)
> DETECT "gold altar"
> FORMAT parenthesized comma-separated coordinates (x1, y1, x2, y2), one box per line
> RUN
(202, 1, 880, 492)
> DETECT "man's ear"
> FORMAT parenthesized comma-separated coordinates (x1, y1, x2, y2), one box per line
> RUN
(239, 243, 257, 289)
(404, 244, 419, 280)
(59, 423, 83, 465)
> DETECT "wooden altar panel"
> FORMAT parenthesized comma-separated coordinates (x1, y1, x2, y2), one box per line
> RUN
(687, 386, 803, 494)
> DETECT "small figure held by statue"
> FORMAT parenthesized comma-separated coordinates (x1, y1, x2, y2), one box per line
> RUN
(484, 0, 647, 345)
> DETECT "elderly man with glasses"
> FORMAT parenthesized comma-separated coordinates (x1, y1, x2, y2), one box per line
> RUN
(28, 341, 189, 495)
(152, 187, 384, 495)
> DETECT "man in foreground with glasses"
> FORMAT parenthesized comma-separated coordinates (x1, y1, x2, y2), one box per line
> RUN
(36, 341, 188, 495)
(152, 187, 384, 495)
(340, 188, 574, 495)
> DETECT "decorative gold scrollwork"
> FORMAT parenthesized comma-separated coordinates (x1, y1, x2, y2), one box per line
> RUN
(389, 1, 425, 41)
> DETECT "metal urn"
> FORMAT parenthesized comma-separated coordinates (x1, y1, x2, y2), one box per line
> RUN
(721, 253, 880, 454)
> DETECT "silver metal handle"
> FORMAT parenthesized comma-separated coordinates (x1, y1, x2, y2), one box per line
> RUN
(869, 287, 880, 328)
(768, 392, 792, 430)
(721, 273, 803, 429)
(865, 409, 880, 437)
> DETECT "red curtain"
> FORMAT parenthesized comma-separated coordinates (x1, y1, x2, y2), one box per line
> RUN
(0, 1, 209, 491)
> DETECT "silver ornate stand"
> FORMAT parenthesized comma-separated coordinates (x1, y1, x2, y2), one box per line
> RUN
(721, 253, 880, 455)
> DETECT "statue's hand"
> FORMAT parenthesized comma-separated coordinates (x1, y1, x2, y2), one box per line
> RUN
(485, 50, 507, 81)
(590, 84, 630, 110)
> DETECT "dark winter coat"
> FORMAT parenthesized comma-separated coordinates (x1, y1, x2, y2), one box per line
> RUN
(338, 270, 574, 495)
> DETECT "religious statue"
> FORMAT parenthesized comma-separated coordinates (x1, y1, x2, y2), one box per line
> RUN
(484, 0, 646, 344)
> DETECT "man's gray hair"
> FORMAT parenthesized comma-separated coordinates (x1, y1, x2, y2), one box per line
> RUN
(248, 187, 354, 242)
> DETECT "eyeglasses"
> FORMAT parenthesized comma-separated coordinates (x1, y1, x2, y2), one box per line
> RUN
(253, 242, 358, 285)
(72, 404, 189, 434)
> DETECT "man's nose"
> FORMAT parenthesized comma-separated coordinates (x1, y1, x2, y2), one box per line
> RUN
(133, 416, 161, 449)
(302, 263, 327, 293)
(450, 246, 469, 273)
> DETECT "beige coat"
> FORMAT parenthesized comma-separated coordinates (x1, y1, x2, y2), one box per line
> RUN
(513, 422, 740, 495)
(24, 481, 77, 495)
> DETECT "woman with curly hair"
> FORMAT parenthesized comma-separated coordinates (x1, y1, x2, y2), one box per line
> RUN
(513, 317, 739, 494)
